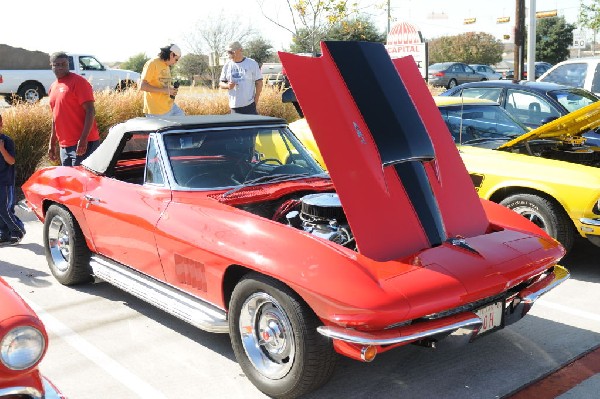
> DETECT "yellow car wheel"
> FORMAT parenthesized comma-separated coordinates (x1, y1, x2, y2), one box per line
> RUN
(500, 194, 575, 251)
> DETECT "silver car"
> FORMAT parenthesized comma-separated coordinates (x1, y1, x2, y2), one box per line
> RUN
(428, 62, 486, 89)
(469, 64, 502, 80)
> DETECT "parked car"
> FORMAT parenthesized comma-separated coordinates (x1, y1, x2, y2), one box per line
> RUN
(0, 48, 140, 104)
(504, 61, 552, 80)
(0, 276, 63, 398)
(469, 64, 502, 80)
(441, 80, 599, 131)
(285, 84, 600, 252)
(538, 57, 600, 96)
(260, 62, 285, 87)
(436, 96, 600, 251)
(22, 41, 568, 399)
(427, 62, 486, 88)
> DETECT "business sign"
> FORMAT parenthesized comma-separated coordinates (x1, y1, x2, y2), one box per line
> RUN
(385, 21, 428, 78)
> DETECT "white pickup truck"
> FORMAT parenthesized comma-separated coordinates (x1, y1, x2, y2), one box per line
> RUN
(0, 53, 140, 104)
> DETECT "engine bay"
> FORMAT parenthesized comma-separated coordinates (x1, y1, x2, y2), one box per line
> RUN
(235, 191, 357, 251)
(502, 139, 600, 167)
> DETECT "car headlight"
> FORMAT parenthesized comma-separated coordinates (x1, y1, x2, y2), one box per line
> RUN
(0, 326, 46, 370)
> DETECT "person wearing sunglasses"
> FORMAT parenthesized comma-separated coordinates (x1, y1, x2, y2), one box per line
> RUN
(140, 43, 185, 117)
(219, 41, 263, 114)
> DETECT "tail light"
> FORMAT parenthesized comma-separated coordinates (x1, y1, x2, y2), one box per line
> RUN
(433, 72, 445, 77)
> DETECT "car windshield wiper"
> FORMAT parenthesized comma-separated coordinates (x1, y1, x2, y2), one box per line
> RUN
(462, 135, 520, 145)
(222, 173, 327, 198)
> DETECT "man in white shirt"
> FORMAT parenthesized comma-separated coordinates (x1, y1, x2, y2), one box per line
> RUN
(219, 41, 263, 114)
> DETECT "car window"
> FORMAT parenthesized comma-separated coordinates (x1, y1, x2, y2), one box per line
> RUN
(438, 104, 527, 144)
(79, 56, 103, 71)
(145, 136, 165, 186)
(164, 127, 323, 189)
(460, 87, 502, 102)
(591, 63, 600, 93)
(505, 89, 560, 126)
(549, 89, 599, 113)
(540, 63, 587, 88)
(450, 64, 464, 73)
(465, 65, 475, 73)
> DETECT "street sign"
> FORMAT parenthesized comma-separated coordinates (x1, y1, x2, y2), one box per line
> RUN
(572, 32, 585, 49)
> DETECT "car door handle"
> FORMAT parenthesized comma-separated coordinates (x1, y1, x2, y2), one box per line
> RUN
(84, 195, 100, 202)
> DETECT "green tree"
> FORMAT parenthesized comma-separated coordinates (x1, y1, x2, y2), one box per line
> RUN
(257, 0, 353, 53)
(245, 37, 275, 66)
(536, 16, 575, 64)
(120, 53, 149, 73)
(174, 54, 208, 83)
(428, 32, 503, 65)
(290, 27, 328, 53)
(327, 16, 386, 43)
(580, 0, 600, 37)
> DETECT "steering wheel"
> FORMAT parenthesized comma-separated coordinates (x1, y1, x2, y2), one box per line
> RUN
(244, 158, 283, 181)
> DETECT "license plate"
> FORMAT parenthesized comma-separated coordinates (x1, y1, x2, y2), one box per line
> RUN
(475, 301, 503, 335)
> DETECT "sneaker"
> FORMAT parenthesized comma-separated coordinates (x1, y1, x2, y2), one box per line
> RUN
(0, 236, 22, 247)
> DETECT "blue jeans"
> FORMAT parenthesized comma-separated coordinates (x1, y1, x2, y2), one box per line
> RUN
(60, 140, 100, 166)
(0, 185, 25, 240)
(145, 103, 185, 118)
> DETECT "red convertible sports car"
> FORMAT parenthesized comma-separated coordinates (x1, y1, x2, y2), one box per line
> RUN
(0, 277, 63, 399)
(23, 42, 569, 398)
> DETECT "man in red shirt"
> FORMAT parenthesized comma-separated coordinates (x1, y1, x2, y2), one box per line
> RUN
(48, 52, 100, 166)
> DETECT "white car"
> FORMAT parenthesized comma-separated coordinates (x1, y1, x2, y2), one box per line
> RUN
(469, 64, 502, 80)
(538, 57, 600, 95)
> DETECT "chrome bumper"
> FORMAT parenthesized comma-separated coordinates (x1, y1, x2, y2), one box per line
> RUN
(318, 265, 569, 346)
(580, 217, 600, 227)
(0, 377, 64, 399)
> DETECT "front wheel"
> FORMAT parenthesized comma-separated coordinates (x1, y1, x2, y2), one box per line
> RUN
(229, 273, 336, 398)
(43, 204, 93, 285)
(500, 194, 575, 252)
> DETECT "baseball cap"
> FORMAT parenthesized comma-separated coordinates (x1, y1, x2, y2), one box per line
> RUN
(169, 44, 182, 57)
(227, 41, 242, 51)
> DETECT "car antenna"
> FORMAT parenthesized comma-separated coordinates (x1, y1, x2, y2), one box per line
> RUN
(458, 92, 465, 148)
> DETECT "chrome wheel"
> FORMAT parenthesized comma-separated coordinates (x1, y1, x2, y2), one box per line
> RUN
(238, 292, 295, 379)
(47, 215, 72, 272)
(512, 205, 547, 231)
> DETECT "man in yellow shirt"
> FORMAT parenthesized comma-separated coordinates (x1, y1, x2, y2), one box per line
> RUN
(140, 44, 185, 117)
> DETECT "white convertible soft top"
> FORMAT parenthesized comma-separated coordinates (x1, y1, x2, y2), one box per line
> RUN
(82, 114, 286, 175)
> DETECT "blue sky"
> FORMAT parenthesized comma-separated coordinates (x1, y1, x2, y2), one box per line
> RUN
(2, 0, 583, 63)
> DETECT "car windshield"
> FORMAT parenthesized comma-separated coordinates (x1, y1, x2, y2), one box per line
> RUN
(438, 104, 528, 148)
(162, 126, 325, 190)
(548, 89, 599, 112)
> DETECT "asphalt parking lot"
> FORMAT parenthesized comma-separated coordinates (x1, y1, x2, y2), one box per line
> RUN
(1, 206, 599, 399)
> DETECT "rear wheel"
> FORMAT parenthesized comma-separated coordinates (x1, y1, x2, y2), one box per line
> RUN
(43, 204, 93, 285)
(17, 82, 44, 104)
(500, 194, 575, 251)
(229, 273, 336, 398)
(447, 79, 458, 89)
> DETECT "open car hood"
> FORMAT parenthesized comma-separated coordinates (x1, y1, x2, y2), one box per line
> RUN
(280, 42, 489, 261)
(498, 101, 600, 149)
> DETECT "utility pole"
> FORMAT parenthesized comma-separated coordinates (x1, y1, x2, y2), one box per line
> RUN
(527, 0, 536, 81)
(387, 0, 391, 34)
(514, 0, 525, 80)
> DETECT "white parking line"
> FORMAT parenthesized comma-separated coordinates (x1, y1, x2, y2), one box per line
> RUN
(535, 299, 600, 322)
(27, 300, 167, 399)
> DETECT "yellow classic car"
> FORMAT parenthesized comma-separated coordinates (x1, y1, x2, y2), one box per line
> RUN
(289, 95, 600, 252)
